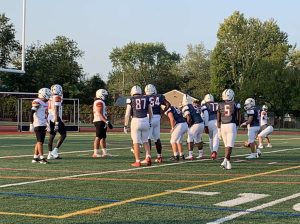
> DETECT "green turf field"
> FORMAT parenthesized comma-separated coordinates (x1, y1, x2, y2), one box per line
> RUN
(0, 132, 299, 224)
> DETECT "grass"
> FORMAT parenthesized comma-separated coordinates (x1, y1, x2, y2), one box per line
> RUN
(0, 131, 299, 224)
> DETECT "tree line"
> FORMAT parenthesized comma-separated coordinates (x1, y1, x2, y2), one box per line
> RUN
(0, 11, 299, 117)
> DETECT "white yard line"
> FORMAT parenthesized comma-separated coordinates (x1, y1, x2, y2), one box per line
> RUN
(166, 190, 220, 196)
(0, 147, 299, 189)
(207, 193, 300, 224)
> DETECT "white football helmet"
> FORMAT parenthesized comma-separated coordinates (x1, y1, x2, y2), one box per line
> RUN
(182, 94, 192, 106)
(144, 84, 157, 95)
(244, 98, 255, 110)
(262, 105, 268, 111)
(38, 88, 51, 100)
(130, 85, 142, 96)
(96, 89, 108, 100)
(204, 94, 214, 103)
(51, 84, 63, 96)
(201, 100, 206, 106)
(222, 89, 235, 101)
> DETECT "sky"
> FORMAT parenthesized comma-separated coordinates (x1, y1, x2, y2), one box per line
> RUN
(1, 0, 299, 81)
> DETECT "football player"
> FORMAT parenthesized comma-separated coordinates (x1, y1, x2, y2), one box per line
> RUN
(165, 105, 188, 161)
(92, 89, 113, 158)
(257, 105, 273, 148)
(124, 85, 153, 167)
(181, 94, 204, 160)
(30, 88, 51, 164)
(144, 84, 170, 163)
(217, 89, 240, 170)
(47, 84, 66, 159)
(202, 94, 219, 160)
(241, 98, 261, 159)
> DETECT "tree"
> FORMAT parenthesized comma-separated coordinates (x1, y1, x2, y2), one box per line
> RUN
(0, 14, 20, 68)
(107, 42, 181, 95)
(175, 43, 211, 99)
(210, 11, 291, 104)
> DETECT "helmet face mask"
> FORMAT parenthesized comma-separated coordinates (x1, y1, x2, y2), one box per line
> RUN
(38, 88, 51, 100)
(144, 84, 157, 95)
(51, 84, 63, 96)
(204, 94, 214, 103)
(244, 98, 255, 110)
(96, 89, 108, 101)
(222, 89, 235, 101)
(130, 85, 142, 96)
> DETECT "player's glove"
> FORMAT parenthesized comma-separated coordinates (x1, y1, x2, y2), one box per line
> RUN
(54, 122, 59, 132)
(217, 128, 222, 140)
(29, 123, 34, 132)
(124, 126, 129, 134)
(106, 120, 113, 129)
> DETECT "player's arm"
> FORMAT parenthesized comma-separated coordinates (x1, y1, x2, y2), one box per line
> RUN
(241, 111, 253, 127)
(124, 99, 132, 127)
(30, 101, 39, 123)
(182, 106, 191, 127)
(167, 111, 176, 131)
(148, 103, 153, 125)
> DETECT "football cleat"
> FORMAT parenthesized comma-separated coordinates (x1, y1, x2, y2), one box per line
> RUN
(31, 158, 40, 163)
(131, 161, 141, 167)
(51, 148, 59, 159)
(102, 153, 112, 158)
(196, 154, 204, 159)
(155, 157, 163, 163)
(256, 149, 262, 157)
(220, 159, 227, 169)
(170, 155, 179, 161)
(92, 154, 102, 158)
(47, 153, 53, 160)
(180, 155, 185, 160)
(39, 158, 48, 164)
(211, 151, 217, 160)
(258, 144, 264, 149)
(225, 160, 232, 170)
(245, 153, 258, 159)
(266, 143, 272, 148)
(185, 155, 194, 160)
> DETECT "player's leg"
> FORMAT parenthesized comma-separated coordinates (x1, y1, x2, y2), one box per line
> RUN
(51, 119, 67, 159)
(92, 121, 102, 157)
(35, 126, 48, 164)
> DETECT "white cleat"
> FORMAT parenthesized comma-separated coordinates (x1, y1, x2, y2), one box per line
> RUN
(51, 148, 59, 159)
(266, 144, 272, 148)
(220, 159, 227, 169)
(225, 160, 232, 170)
(185, 155, 194, 160)
(256, 149, 262, 157)
(246, 153, 258, 159)
(47, 153, 53, 160)
(258, 144, 264, 149)
(196, 154, 204, 159)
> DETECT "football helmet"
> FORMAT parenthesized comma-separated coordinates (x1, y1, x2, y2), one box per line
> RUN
(201, 100, 206, 106)
(38, 88, 51, 100)
(262, 105, 268, 111)
(182, 94, 192, 106)
(130, 85, 142, 96)
(144, 84, 157, 95)
(204, 94, 214, 103)
(96, 89, 108, 100)
(222, 89, 235, 101)
(244, 98, 255, 110)
(51, 84, 63, 96)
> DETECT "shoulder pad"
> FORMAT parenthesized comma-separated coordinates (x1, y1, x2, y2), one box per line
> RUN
(236, 103, 241, 109)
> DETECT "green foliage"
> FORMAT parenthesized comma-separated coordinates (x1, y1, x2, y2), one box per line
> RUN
(211, 11, 291, 104)
(175, 43, 211, 100)
(108, 42, 181, 96)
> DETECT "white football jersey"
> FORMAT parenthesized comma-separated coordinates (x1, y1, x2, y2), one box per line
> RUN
(32, 98, 48, 127)
(93, 99, 107, 122)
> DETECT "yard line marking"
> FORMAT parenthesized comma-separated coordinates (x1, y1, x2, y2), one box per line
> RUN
(166, 190, 220, 196)
(0, 147, 299, 189)
(207, 193, 300, 224)
(58, 164, 300, 218)
(268, 162, 278, 165)
(214, 193, 269, 207)
(0, 212, 60, 219)
(0, 147, 128, 159)
(233, 160, 246, 163)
